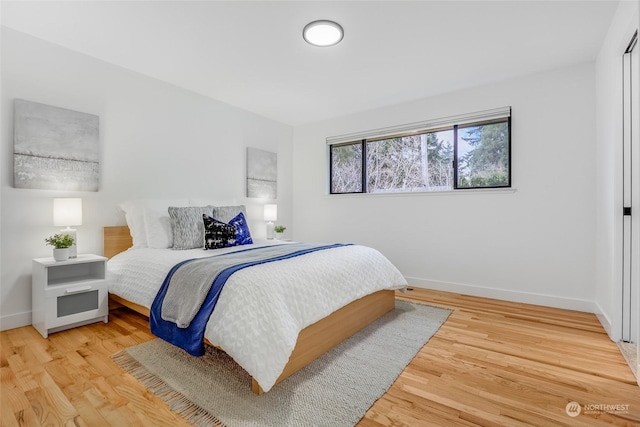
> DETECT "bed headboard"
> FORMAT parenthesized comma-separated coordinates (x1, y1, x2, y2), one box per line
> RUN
(103, 226, 133, 258)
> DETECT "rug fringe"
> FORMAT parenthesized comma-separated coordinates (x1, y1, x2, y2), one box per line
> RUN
(112, 350, 226, 427)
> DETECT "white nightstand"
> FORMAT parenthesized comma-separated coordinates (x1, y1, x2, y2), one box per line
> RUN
(32, 254, 109, 338)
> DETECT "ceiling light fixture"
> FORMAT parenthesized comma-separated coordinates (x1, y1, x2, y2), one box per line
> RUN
(303, 20, 344, 47)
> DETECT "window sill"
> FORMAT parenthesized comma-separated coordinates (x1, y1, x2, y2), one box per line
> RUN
(325, 187, 517, 199)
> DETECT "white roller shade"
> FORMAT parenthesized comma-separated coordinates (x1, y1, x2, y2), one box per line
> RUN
(326, 106, 511, 145)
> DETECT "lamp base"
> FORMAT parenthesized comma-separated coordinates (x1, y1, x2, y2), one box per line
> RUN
(266, 221, 275, 240)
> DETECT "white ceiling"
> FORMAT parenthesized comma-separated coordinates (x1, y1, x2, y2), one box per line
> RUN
(1, 1, 620, 126)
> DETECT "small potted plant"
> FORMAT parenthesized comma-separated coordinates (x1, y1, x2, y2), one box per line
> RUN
(45, 233, 75, 261)
(274, 225, 286, 239)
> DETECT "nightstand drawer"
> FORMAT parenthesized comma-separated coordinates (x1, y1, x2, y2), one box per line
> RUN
(45, 286, 108, 329)
(58, 288, 99, 316)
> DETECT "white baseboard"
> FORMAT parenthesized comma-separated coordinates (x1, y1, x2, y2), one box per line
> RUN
(406, 277, 598, 313)
(594, 301, 619, 341)
(0, 311, 32, 332)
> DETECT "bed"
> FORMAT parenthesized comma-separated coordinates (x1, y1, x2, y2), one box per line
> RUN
(105, 217, 407, 394)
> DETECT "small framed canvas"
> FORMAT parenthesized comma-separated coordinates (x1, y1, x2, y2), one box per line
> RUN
(246, 147, 277, 199)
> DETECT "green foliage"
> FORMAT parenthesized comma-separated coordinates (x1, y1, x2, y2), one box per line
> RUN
(458, 122, 509, 188)
(274, 225, 286, 233)
(458, 171, 509, 188)
(45, 233, 74, 249)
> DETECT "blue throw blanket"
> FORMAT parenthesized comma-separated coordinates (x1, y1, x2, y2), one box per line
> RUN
(150, 243, 348, 356)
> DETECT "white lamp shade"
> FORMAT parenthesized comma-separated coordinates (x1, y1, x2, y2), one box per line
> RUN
(264, 204, 277, 222)
(53, 198, 82, 226)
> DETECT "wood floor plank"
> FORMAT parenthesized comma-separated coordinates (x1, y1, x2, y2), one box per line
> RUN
(1, 366, 32, 422)
(1, 287, 638, 426)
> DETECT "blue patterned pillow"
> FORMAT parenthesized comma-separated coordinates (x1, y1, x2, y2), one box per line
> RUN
(227, 212, 253, 245)
(202, 212, 253, 250)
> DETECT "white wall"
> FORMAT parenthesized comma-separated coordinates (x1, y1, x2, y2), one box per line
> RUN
(594, 0, 638, 340)
(0, 28, 293, 330)
(292, 63, 597, 312)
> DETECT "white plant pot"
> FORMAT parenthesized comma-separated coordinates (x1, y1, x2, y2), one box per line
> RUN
(53, 248, 70, 262)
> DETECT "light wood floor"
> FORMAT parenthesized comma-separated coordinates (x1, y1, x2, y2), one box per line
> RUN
(1, 288, 639, 426)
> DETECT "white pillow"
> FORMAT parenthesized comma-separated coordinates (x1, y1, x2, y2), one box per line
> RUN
(144, 207, 173, 249)
(118, 199, 188, 248)
(118, 200, 147, 248)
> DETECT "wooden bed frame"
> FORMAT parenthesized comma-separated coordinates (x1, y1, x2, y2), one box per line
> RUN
(104, 226, 395, 394)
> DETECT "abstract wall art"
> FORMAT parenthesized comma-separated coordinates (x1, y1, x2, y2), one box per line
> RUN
(13, 99, 99, 191)
(246, 147, 277, 199)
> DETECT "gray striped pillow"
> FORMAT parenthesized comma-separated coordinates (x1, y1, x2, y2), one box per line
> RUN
(212, 205, 247, 223)
(169, 206, 213, 249)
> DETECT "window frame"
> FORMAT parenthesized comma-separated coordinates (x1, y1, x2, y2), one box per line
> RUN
(328, 110, 511, 195)
(329, 139, 366, 195)
(452, 116, 512, 190)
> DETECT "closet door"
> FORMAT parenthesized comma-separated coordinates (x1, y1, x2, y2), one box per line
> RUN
(622, 31, 639, 350)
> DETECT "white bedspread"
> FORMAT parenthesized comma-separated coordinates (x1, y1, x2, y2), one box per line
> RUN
(107, 240, 407, 392)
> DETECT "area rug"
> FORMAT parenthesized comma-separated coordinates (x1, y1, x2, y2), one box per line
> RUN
(112, 300, 451, 427)
(617, 341, 638, 380)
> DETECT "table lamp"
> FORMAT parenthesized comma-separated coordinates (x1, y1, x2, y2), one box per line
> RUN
(264, 204, 277, 239)
(53, 198, 82, 258)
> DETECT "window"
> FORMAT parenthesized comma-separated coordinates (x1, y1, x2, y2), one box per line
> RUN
(330, 143, 363, 193)
(329, 108, 511, 194)
(455, 120, 510, 189)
